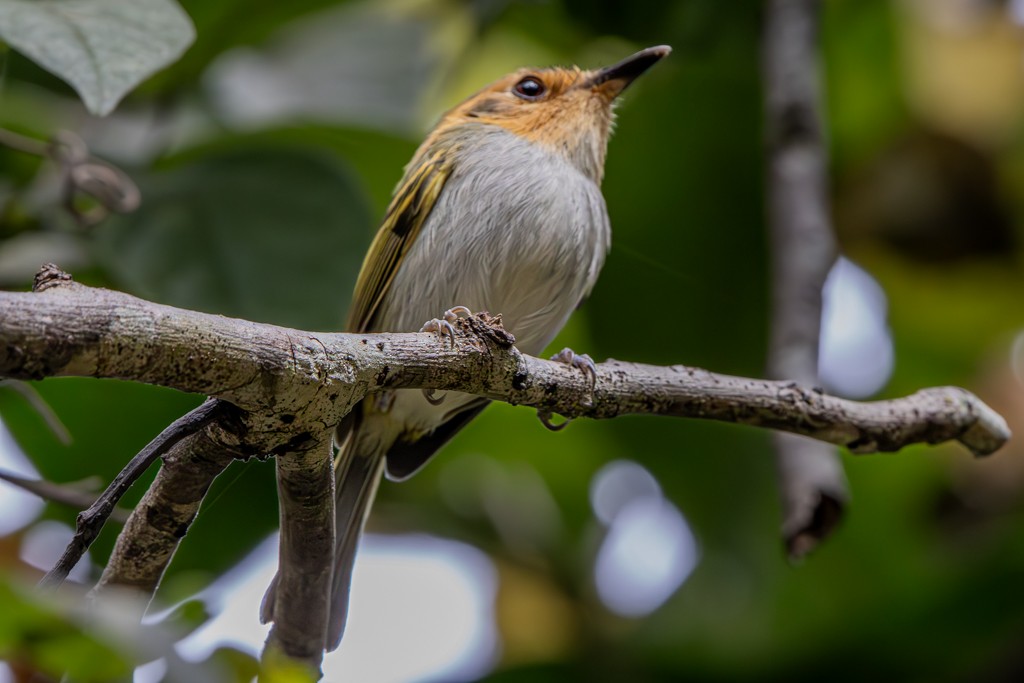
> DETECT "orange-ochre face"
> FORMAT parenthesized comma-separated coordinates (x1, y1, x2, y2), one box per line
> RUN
(407, 47, 670, 185)
(423, 66, 621, 183)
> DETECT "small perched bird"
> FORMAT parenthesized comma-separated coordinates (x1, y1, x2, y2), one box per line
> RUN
(262, 45, 671, 650)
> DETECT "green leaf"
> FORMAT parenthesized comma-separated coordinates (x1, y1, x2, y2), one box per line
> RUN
(0, 577, 133, 681)
(95, 145, 374, 330)
(0, 0, 195, 116)
(258, 650, 318, 683)
(203, 646, 261, 683)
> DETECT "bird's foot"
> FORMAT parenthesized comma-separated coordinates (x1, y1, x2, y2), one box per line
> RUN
(550, 347, 597, 406)
(537, 410, 571, 432)
(422, 388, 446, 406)
(536, 347, 598, 431)
(419, 306, 473, 349)
(419, 307, 473, 405)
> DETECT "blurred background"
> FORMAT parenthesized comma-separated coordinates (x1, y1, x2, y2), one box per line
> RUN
(2, 0, 1024, 681)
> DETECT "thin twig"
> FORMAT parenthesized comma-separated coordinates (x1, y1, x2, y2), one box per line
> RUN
(0, 127, 140, 227)
(0, 126, 49, 156)
(0, 468, 130, 523)
(89, 421, 242, 607)
(0, 379, 72, 444)
(763, 0, 849, 558)
(38, 398, 227, 589)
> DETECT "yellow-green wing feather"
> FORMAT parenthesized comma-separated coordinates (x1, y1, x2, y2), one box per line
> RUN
(346, 147, 454, 333)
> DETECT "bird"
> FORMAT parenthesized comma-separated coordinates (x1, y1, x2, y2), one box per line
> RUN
(261, 44, 671, 651)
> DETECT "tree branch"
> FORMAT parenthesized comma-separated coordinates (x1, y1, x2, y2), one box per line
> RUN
(38, 398, 227, 589)
(0, 271, 1009, 457)
(0, 468, 130, 523)
(0, 267, 1011, 667)
(88, 418, 244, 604)
(763, 0, 849, 558)
(262, 434, 335, 674)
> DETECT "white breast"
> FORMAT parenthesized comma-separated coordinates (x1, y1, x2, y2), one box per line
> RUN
(380, 125, 610, 356)
(375, 125, 610, 435)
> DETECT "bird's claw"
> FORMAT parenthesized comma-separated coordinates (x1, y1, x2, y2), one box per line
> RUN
(551, 347, 597, 406)
(419, 306, 474, 349)
(537, 410, 571, 431)
(419, 307, 473, 402)
(422, 388, 446, 405)
(420, 318, 456, 347)
(536, 348, 596, 430)
(444, 306, 473, 320)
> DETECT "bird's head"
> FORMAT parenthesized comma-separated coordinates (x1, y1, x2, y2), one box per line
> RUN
(432, 45, 671, 183)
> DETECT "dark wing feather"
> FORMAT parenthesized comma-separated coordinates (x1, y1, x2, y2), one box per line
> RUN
(347, 147, 454, 333)
(345, 141, 484, 477)
(384, 400, 489, 481)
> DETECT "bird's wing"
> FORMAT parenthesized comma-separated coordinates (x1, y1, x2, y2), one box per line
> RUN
(384, 399, 489, 481)
(347, 145, 455, 333)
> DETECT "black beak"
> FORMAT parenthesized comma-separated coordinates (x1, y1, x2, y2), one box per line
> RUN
(587, 45, 672, 97)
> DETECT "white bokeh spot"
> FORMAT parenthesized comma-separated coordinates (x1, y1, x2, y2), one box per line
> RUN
(591, 461, 699, 618)
(590, 459, 662, 527)
(0, 418, 46, 537)
(819, 257, 895, 398)
(172, 533, 497, 683)
(20, 521, 90, 583)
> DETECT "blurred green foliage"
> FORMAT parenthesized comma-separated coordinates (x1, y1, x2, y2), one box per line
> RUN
(2, 0, 1024, 680)
(0, 573, 274, 682)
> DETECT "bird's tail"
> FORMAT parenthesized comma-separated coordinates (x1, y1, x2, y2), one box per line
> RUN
(260, 426, 386, 652)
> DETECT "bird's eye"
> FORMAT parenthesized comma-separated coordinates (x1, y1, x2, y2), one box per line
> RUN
(513, 76, 546, 100)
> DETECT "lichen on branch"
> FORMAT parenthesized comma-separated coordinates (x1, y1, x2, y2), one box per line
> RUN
(0, 267, 1010, 458)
